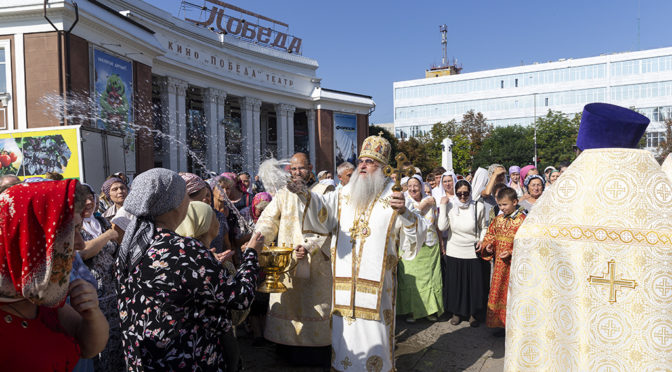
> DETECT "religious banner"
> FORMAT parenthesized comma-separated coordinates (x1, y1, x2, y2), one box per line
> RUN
(0, 126, 82, 180)
(334, 113, 357, 168)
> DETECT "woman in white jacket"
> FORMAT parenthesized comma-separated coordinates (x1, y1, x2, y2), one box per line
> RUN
(438, 179, 490, 327)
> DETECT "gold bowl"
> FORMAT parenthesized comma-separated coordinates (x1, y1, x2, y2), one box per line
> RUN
(258, 243, 295, 293)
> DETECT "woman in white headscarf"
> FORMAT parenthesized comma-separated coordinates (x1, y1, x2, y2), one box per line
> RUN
(397, 175, 443, 323)
(437, 179, 490, 327)
(432, 171, 457, 253)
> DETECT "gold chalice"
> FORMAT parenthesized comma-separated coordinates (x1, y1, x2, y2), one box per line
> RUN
(258, 242, 296, 293)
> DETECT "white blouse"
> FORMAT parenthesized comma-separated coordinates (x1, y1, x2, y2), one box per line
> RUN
(408, 196, 439, 247)
(437, 201, 487, 259)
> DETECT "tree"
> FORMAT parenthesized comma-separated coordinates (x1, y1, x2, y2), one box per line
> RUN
(535, 110, 580, 169)
(397, 136, 435, 174)
(472, 125, 534, 168)
(656, 119, 672, 162)
(458, 110, 492, 158)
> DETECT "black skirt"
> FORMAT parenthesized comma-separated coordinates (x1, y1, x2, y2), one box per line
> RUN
(441, 255, 490, 319)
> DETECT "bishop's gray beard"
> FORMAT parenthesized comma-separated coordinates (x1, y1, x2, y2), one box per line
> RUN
(348, 167, 387, 210)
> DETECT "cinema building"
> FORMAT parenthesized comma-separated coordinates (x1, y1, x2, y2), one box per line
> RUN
(0, 0, 374, 180)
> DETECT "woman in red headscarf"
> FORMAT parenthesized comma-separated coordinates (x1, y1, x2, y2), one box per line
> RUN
(0, 180, 109, 371)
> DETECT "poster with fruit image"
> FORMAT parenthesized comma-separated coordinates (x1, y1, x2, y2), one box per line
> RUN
(0, 126, 82, 180)
(0, 138, 22, 176)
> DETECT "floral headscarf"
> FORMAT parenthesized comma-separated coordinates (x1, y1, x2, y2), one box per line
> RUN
(251, 192, 272, 223)
(0, 180, 79, 306)
(179, 172, 208, 196)
(101, 177, 125, 200)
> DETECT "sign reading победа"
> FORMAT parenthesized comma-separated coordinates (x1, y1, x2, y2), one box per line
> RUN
(186, 0, 302, 54)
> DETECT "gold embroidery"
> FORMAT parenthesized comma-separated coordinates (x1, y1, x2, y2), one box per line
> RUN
(588, 260, 638, 303)
(319, 206, 328, 224)
(520, 224, 672, 247)
(366, 355, 383, 372)
(383, 309, 393, 325)
(340, 356, 353, 370)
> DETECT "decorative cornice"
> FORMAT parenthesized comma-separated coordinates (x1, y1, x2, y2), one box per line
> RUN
(276, 103, 296, 114)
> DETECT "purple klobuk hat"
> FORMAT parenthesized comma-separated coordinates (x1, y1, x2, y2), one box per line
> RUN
(576, 103, 650, 151)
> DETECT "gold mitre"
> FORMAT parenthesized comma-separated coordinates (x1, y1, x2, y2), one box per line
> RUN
(359, 132, 391, 165)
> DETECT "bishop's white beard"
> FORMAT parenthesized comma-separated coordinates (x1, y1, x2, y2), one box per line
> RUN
(348, 167, 387, 210)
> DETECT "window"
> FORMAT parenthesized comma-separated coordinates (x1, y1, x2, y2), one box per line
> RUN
(515, 78, 518, 87)
(0, 40, 13, 130)
(545, 97, 549, 106)
(501, 80, 504, 89)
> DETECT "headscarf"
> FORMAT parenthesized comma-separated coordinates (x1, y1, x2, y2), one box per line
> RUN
(175, 201, 215, 239)
(221, 172, 245, 192)
(520, 165, 535, 184)
(208, 176, 254, 239)
(81, 183, 103, 238)
(509, 166, 520, 176)
(453, 179, 474, 209)
(471, 167, 489, 200)
(101, 177, 125, 200)
(548, 169, 561, 183)
(404, 175, 426, 200)
(251, 192, 272, 223)
(179, 172, 208, 196)
(431, 171, 457, 203)
(524, 174, 546, 191)
(0, 180, 78, 306)
(118, 168, 186, 278)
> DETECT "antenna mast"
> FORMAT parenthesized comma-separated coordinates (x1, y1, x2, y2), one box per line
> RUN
(440, 24, 448, 67)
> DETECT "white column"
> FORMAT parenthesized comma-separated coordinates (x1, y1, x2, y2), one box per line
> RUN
(240, 97, 262, 173)
(275, 103, 295, 158)
(307, 109, 316, 166)
(14, 33, 26, 130)
(176, 82, 188, 172)
(204, 88, 225, 173)
(216, 92, 227, 173)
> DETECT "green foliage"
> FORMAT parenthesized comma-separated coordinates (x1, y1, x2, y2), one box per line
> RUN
(535, 110, 580, 169)
(472, 125, 534, 168)
(385, 109, 584, 176)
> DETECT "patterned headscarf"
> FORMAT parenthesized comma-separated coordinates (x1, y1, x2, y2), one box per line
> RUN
(179, 172, 208, 196)
(118, 168, 186, 278)
(0, 180, 78, 306)
(101, 177, 125, 200)
(251, 192, 272, 223)
(524, 174, 546, 191)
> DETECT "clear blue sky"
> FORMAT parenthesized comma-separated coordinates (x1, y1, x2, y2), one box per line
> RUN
(143, 0, 672, 124)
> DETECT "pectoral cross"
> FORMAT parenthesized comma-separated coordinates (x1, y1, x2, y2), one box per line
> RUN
(383, 152, 416, 192)
(588, 260, 638, 303)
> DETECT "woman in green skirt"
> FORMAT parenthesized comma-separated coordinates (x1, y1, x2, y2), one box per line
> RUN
(397, 175, 444, 322)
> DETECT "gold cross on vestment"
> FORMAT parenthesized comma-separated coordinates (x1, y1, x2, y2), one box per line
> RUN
(588, 260, 638, 303)
(340, 356, 353, 370)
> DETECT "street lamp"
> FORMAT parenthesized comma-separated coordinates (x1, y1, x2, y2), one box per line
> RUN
(533, 93, 537, 168)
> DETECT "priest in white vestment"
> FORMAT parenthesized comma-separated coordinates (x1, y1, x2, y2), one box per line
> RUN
(291, 134, 427, 372)
(505, 103, 672, 371)
(254, 153, 333, 366)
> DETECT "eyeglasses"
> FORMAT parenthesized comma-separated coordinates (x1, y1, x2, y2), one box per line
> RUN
(357, 158, 376, 166)
(456, 192, 470, 198)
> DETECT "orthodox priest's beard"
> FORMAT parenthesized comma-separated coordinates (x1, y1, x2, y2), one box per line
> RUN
(348, 167, 387, 210)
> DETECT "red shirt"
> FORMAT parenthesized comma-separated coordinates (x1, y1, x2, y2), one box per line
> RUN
(0, 306, 80, 371)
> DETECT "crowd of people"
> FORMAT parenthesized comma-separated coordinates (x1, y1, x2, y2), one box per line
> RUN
(0, 102, 665, 371)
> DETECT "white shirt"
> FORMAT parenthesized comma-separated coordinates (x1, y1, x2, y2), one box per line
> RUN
(437, 201, 487, 259)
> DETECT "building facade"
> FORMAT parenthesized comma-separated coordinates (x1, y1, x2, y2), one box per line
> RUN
(0, 0, 373, 180)
(394, 47, 672, 151)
